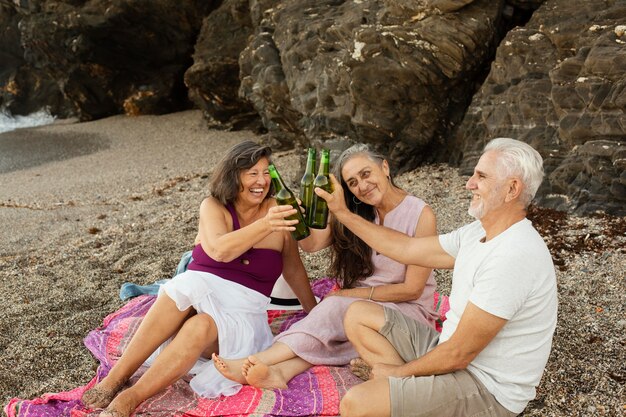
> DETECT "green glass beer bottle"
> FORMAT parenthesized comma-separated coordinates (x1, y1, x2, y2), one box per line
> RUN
(309, 149, 332, 229)
(299, 148, 317, 225)
(268, 164, 311, 240)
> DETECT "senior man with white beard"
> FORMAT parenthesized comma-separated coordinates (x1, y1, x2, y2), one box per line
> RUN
(315, 138, 558, 417)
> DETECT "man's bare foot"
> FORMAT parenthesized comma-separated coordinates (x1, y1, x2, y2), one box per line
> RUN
(212, 353, 248, 385)
(243, 355, 288, 389)
(350, 358, 372, 381)
(100, 389, 141, 417)
(81, 378, 123, 409)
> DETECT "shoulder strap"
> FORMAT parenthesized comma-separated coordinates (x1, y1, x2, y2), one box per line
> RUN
(226, 203, 240, 230)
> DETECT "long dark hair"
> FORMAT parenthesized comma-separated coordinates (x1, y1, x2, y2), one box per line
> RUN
(330, 144, 397, 289)
(209, 140, 273, 205)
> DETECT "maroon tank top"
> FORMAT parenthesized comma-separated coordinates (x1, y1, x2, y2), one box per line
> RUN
(187, 204, 283, 297)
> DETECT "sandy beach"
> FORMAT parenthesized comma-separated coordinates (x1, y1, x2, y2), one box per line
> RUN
(0, 110, 624, 416)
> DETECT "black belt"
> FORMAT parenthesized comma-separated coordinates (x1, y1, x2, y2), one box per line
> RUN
(269, 297, 301, 306)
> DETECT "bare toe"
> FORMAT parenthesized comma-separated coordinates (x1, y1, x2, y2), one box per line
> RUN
(101, 390, 139, 417)
(100, 410, 124, 417)
(82, 384, 121, 409)
(349, 358, 372, 381)
(212, 353, 247, 385)
(242, 362, 252, 377)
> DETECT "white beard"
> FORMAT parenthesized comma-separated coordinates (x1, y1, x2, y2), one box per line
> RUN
(468, 183, 504, 220)
(468, 200, 484, 219)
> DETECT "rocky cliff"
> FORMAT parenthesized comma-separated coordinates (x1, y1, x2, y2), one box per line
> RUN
(1, 0, 217, 119)
(1, 0, 624, 215)
(453, 0, 625, 215)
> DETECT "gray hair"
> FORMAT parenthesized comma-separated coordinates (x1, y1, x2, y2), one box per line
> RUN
(334, 143, 387, 181)
(329, 143, 394, 289)
(209, 140, 273, 205)
(484, 138, 544, 206)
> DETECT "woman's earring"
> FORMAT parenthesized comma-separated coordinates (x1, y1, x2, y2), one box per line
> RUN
(352, 196, 362, 205)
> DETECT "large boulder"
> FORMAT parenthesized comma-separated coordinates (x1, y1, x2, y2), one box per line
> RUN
(2, 0, 622, 216)
(184, 0, 261, 130)
(0, 3, 69, 117)
(238, 0, 506, 166)
(548, 140, 625, 215)
(453, 0, 626, 215)
(6, 0, 217, 120)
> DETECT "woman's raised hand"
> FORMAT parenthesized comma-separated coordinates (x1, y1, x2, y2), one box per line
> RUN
(265, 204, 300, 232)
(314, 174, 348, 215)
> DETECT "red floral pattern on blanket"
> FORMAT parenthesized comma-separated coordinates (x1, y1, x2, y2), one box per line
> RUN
(4, 279, 449, 417)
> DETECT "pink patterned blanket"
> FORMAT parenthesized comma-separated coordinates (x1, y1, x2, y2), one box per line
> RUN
(5, 279, 449, 417)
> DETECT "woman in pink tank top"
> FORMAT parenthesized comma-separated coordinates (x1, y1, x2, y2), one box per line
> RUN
(214, 143, 438, 390)
(81, 141, 317, 417)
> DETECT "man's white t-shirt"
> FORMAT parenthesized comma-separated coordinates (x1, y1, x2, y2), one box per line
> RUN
(438, 219, 558, 414)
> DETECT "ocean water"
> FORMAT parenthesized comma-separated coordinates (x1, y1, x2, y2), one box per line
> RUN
(0, 109, 56, 134)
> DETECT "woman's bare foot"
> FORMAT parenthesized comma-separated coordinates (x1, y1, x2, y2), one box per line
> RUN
(212, 353, 248, 385)
(243, 355, 288, 389)
(350, 358, 372, 381)
(100, 389, 141, 417)
(81, 378, 123, 409)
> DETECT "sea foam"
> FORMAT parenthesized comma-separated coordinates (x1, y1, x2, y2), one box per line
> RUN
(0, 109, 56, 134)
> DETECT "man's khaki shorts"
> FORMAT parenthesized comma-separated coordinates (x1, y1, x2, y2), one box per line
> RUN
(380, 307, 518, 417)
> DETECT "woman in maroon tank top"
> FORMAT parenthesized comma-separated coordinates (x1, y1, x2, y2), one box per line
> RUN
(81, 141, 317, 417)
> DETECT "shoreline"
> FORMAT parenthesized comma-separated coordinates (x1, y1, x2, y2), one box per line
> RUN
(1, 110, 624, 416)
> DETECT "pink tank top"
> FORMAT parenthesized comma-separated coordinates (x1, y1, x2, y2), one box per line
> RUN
(365, 195, 438, 321)
(187, 204, 283, 297)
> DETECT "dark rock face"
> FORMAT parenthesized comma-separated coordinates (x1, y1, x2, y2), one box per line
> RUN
(2, 0, 623, 215)
(238, 0, 504, 164)
(453, 0, 626, 215)
(0, 3, 69, 117)
(548, 140, 625, 215)
(184, 0, 260, 130)
(3, 0, 217, 120)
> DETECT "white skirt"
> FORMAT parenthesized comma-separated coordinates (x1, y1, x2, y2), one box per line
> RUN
(145, 269, 273, 398)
